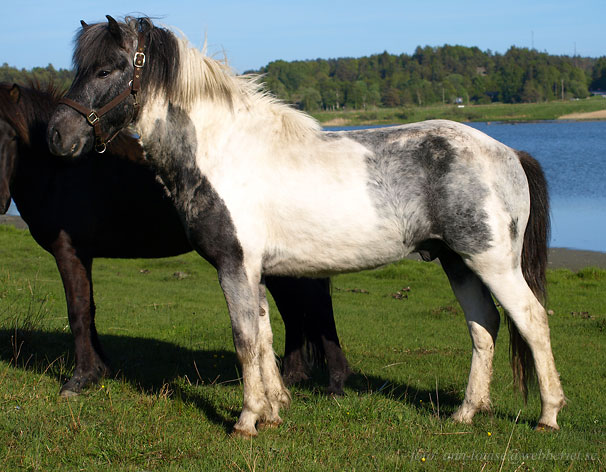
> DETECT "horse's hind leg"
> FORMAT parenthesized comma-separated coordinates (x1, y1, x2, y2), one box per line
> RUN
(439, 248, 500, 424)
(468, 249, 565, 429)
(268, 276, 351, 395)
(308, 278, 352, 395)
(266, 276, 311, 386)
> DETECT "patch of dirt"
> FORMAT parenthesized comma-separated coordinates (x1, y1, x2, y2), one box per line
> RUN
(321, 117, 351, 127)
(558, 109, 606, 120)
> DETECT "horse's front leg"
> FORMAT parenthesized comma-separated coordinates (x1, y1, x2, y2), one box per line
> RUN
(257, 278, 291, 429)
(51, 233, 109, 396)
(219, 267, 288, 436)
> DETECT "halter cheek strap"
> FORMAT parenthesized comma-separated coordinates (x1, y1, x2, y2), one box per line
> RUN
(59, 31, 147, 153)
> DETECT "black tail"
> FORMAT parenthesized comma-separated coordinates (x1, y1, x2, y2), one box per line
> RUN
(508, 151, 550, 399)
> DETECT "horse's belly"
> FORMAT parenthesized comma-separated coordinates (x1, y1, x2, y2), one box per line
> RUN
(262, 219, 407, 277)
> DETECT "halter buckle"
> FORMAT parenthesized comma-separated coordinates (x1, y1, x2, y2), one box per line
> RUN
(87, 111, 100, 126)
(134, 52, 146, 68)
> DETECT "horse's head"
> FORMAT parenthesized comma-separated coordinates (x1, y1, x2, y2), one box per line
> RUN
(48, 16, 149, 157)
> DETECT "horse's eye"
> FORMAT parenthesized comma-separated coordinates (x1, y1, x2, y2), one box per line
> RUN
(97, 70, 111, 78)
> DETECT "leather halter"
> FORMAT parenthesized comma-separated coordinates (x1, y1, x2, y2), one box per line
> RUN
(59, 31, 147, 153)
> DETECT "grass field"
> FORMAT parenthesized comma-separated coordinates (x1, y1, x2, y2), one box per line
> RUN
(0, 224, 604, 471)
(311, 96, 606, 126)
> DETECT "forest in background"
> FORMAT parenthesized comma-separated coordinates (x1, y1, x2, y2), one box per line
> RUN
(255, 45, 606, 111)
(0, 63, 73, 93)
(3, 44, 606, 111)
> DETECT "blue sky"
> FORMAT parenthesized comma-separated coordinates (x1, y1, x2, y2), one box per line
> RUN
(2, 1, 604, 74)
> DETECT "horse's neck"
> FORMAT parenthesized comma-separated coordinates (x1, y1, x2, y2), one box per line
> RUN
(136, 94, 327, 194)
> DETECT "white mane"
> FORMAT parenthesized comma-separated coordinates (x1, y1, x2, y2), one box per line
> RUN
(167, 33, 321, 141)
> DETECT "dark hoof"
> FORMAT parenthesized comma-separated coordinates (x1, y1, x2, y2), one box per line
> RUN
(325, 367, 351, 396)
(60, 376, 87, 396)
(326, 386, 345, 396)
(59, 364, 109, 397)
(282, 371, 310, 387)
(59, 388, 79, 398)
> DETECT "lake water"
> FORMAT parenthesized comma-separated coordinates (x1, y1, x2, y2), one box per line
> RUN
(7, 121, 605, 252)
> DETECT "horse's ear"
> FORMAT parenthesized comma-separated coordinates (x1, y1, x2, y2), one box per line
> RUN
(9, 84, 20, 103)
(80, 20, 89, 30)
(106, 15, 123, 44)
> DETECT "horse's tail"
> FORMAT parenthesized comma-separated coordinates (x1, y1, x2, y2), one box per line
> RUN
(508, 150, 550, 400)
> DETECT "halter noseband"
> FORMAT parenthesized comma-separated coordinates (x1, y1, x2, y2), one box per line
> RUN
(59, 31, 147, 153)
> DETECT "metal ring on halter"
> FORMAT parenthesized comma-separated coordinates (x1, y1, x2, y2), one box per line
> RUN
(94, 137, 107, 154)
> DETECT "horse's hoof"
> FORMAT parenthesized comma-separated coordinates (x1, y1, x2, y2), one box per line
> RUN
(451, 410, 474, 424)
(258, 417, 283, 430)
(326, 386, 345, 396)
(231, 426, 258, 438)
(59, 388, 79, 398)
(59, 377, 85, 397)
(535, 422, 559, 432)
(282, 371, 310, 387)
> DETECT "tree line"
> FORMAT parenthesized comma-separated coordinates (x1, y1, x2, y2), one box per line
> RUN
(3, 45, 606, 112)
(253, 45, 606, 111)
(0, 63, 73, 93)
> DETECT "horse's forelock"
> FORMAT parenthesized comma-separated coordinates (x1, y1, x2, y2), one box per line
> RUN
(73, 20, 138, 74)
(72, 17, 180, 101)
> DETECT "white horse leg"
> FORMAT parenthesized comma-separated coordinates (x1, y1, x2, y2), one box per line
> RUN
(219, 268, 269, 437)
(439, 249, 500, 424)
(257, 279, 291, 429)
(468, 250, 565, 430)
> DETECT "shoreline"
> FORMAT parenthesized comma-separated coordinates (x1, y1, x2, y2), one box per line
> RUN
(314, 103, 606, 127)
(2, 215, 604, 271)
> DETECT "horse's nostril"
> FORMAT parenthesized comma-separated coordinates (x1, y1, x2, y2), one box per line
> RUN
(48, 127, 73, 156)
(50, 127, 61, 147)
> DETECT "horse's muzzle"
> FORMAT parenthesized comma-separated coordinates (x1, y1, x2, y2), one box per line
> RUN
(47, 118, 88, 158)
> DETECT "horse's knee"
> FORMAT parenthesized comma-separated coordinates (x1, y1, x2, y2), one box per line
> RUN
(469, 322, 496, 354)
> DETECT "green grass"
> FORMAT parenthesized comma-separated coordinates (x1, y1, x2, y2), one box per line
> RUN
(312, 96, 606, 126)
(0, 224, 604, 470)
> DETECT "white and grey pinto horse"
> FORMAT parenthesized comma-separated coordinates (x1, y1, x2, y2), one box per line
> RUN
(48, 16, 565, 436)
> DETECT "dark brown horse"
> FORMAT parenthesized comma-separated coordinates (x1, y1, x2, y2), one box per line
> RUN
(0, 82, 351, 395)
